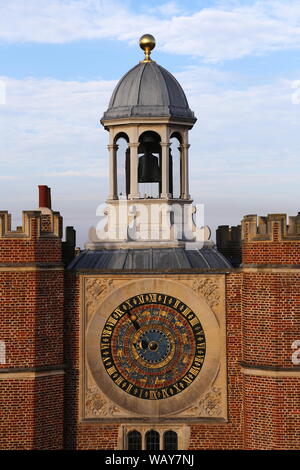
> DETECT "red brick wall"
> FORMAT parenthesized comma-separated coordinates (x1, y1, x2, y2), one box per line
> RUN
(241, 228, 300, 449)
(0, 211, 64, 450)
(242, 218, 300, 265)
(0, 217, 62, 264)
(0, 375, 64, 450)
(0, 270, 64, 369)
(243, 376, 300, 449)
(242, 272, 300, 368)
(243, 241, 300, 265)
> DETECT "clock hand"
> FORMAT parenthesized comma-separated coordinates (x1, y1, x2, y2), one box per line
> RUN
(128, 312, 141, 331)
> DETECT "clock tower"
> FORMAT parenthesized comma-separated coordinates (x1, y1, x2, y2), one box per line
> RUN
(2, 34, 299, 451)
(65, 35, 231, 450)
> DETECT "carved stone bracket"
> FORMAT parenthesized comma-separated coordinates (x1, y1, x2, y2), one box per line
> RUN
(85, 278, 114, 320)
(86, 386, 122, 417)
(192, 278, 220, 311)
(187, 387, 222, 417)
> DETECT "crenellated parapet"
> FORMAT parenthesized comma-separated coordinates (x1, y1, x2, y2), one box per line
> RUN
(0, 195, 64, 264)
(217, 212, 300, 266)
(241, 213, 300, 242)
(0, 210, 62, 240)
(241, 212, 300, 265)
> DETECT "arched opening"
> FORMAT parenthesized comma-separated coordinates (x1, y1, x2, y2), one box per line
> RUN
(138, 131, 161, 199)
(145, 430, 160, 450)
(170, 132, 182, 199)
(127, 430, 142, 450)
(114, 132, 129, 199)
(163, 430, 178, 450)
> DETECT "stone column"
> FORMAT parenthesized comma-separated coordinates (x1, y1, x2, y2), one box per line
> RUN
(180, 143, 190, 199)
(179, 145, 183, 198)
(107, 144, 118, 200)
(128, 143, 139, 199)
(160, 142, 171, 199)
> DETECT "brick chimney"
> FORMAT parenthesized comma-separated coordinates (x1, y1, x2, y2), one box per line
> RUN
(38, 185, 52, 213)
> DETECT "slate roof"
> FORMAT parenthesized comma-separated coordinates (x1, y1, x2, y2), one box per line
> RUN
(67, 247, 232, 271)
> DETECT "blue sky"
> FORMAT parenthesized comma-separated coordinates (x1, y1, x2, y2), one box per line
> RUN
(0, 0, 300, 246)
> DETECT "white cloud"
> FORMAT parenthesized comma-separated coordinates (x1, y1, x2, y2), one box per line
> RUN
(0, 0, 300, 61)
(0, 64, 299, 245)
(0, 68, 299, 191)
(151, 2, 184, 17)
(0, 75, 115, 178)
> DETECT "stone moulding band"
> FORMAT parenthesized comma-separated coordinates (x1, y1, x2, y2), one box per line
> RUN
(240, 363, 300, 378)
(0, 364, 65, 379)
(241, 264, 300, 270)
(0, 263, 64, 271)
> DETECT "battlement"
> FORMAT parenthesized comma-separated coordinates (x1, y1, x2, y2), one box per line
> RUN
(0, 186, 77, 265)
(217, 212, 300, 266)
(241, 213, 300, 242)
(0, 186, 67, 264)
(0, 210, 62, 240)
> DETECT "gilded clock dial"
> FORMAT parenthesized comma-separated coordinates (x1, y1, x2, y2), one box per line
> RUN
(100, 293, 206, 400)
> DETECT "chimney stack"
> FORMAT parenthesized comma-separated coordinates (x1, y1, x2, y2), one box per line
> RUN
(38, 185, 52, 210)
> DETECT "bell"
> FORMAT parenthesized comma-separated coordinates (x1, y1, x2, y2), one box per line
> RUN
(138, 151, 161, 183)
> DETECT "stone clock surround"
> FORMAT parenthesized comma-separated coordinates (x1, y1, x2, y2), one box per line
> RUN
(80, 274, 227, 423)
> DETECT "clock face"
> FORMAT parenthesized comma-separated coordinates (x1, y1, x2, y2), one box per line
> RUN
(100, 293, 206, 400)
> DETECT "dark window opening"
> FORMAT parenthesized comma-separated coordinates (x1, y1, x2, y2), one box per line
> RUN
(164, 430, 178, 450)
(146, 430, 160, 450)
(127, 430, 142, 450)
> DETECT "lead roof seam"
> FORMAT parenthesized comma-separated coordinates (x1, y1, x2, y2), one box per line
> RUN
(136, 63, 146, 107)
(159, 64, 189, 107)
(121, 250, 128, 270)
(111, 64, 139, 108)
(214, 249, 232, 268)
(175, 248, 191, 268)
(152, 63, 170, 106)
(159, 66, 180, 109)
(197, 250, 211, 268)
(128, 63, 144, 108)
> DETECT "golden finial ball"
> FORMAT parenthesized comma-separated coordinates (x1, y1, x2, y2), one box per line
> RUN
(139, 34, 156, 52)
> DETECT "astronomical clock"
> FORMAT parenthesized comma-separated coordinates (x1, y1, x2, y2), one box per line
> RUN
(82, 277, 227, 422)
(100, 293, 206, 401)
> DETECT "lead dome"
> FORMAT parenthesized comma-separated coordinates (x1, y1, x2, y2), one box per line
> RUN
(101, 60, 196, 121)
